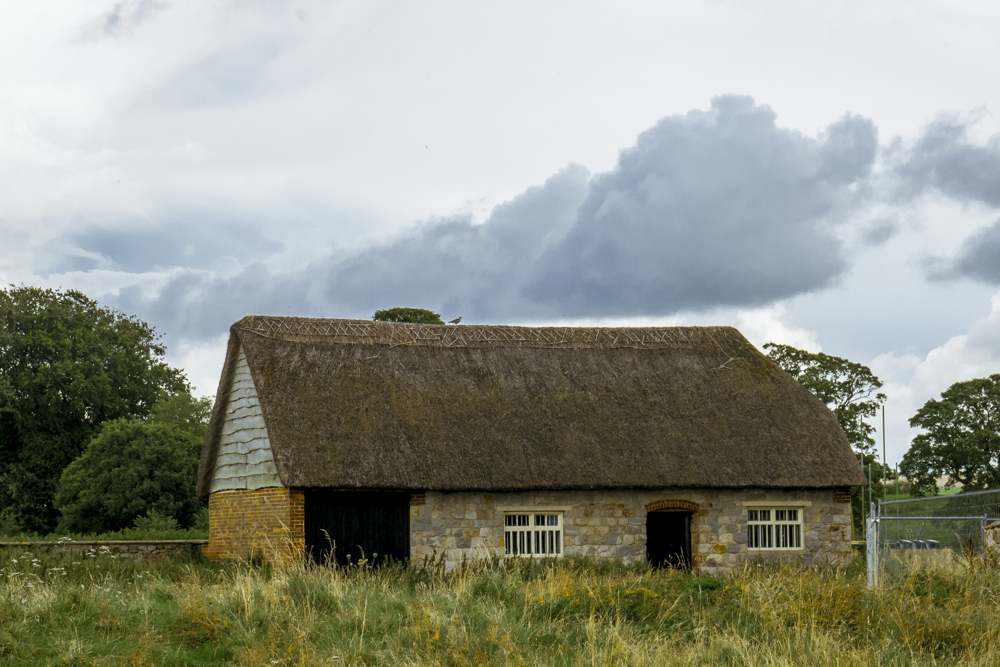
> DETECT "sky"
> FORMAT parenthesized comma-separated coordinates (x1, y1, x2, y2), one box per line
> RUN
(2, 0, 1000, 470)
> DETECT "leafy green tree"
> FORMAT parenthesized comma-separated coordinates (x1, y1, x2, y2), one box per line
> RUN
(0, 286, 185, 532)
(765, 343, 888, 534)
(900, 374, 1000, 497)
(55, 418, 202, 533)
(151, 391, 213, 442)
(372, 307, 445, 324)
(764, 343, 886, 455)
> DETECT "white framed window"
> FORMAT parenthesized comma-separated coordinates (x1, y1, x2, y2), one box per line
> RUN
(747, 508, 802, 550)
(504, 513, 563, 557)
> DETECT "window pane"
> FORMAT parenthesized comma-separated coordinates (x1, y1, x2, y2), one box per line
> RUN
(748, 509, 758, 522)
(504, 512, 563, 558)
(787, 509, 797, 521)
(776, 510, 786, 521)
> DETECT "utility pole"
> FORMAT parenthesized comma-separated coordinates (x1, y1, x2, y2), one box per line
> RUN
(882, 405, 886, 502)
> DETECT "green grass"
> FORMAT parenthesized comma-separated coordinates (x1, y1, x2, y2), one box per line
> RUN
(0, 528, 208, 542)
(3, 548, 1000, 665)
(884, 487, 965, 502)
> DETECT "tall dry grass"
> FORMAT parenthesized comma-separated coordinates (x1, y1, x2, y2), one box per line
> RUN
(2, 547, 1000, 665)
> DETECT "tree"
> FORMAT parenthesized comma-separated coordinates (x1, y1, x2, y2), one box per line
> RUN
(764, 343, 888, 534)
(763, 343, 886, 455)
(372, 307, 444, 324)
(900, 374, 1000, 497)
(0, 286, 185, 532)
(55, 418, 202, 533)
(151, 391, 213, 442)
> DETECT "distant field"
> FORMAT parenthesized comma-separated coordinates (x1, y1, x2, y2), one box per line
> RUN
(3, 547, 1000, 665)
(883, 486, 964, 502)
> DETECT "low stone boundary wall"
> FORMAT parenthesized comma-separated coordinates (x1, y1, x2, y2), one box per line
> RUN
(0, 540, 208, 562)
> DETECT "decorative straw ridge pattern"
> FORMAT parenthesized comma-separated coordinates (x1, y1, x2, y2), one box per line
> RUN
(237, 316, 735, 350)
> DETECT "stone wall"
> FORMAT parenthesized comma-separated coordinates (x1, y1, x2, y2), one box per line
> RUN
(0, 540, 207, 562)
(205, 487, 304, 562)
(410, 488, 853, 574)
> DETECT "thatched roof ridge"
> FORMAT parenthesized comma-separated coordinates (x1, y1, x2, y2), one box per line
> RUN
(235, 315, 740, 350)
(198, 316, 867, 497)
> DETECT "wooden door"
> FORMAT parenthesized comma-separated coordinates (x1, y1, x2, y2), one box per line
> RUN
(304, 490, 410, 567)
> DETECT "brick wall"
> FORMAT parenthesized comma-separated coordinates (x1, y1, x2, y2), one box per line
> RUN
(205, 487, 304, 562)
(411, 488, 854, 574)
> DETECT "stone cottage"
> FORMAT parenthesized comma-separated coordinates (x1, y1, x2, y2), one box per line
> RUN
(197, 316, 866, 574)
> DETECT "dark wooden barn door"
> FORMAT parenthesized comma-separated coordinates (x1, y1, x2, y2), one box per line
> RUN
(646, 511, 692, 570)
(304, 491, 410, 567)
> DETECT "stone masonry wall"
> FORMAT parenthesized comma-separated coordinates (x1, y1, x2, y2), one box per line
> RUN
(205, 487, 304, 562)
(410, 488, 853, 574)
(0, 540, 207, 562)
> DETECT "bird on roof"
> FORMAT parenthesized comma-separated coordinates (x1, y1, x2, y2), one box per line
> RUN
(448, 316, 462, 325)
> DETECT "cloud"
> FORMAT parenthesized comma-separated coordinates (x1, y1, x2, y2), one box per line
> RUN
(99, 96, 885, 339)
(90, 0, 167, 39)
(925, 218, 1000, 284)
(885, 117, 1000, 285)
(526, 96, 877, 316)
(893, 118, 1000, 207)
(870, 288, 1000, 464)
(318, 164, 591, 322)
(861, 219, 899, 246)
(106, 164, 591, 336)
(63, 216, 282, 274)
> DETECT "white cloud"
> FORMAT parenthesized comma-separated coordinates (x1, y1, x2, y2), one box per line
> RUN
(166, 333, 229, 399)
(870, 289, 1000, 467)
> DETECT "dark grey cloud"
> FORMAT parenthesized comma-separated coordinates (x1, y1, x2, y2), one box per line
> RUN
(925, 218, 1000, 284)
(319, 165, 590, 322)
(103, 96, 881, 341)
(87, 0, 166, 39)
(862, 219, 899, 246)
(108, 166, 591, 338)
(893, 119, 1000, 206)
(64, 217, 281, 274)
(526, 96, 876, 316)
(114, 263, 314, 342)
(892, 119, 1000, 283)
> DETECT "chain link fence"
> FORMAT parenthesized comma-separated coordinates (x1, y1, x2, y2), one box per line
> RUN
(866, 488, 1000, 589)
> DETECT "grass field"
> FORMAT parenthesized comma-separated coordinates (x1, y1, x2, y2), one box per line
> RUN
(3, 547, 1000, 666)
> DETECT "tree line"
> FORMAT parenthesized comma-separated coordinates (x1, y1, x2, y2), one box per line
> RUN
(1, 291, 997, 536)
(0, 287, 209, 535)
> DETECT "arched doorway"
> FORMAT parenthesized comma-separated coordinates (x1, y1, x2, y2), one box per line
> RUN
(645, 500, 698, 570)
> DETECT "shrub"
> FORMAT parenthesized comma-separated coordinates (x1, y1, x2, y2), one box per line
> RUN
(55, 419, 202, 532)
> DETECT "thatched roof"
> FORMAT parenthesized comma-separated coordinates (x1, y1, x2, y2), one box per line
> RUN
(197, 317, 866, 497)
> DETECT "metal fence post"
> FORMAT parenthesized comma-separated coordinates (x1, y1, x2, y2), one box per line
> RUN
(866, 502, 878, 590)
